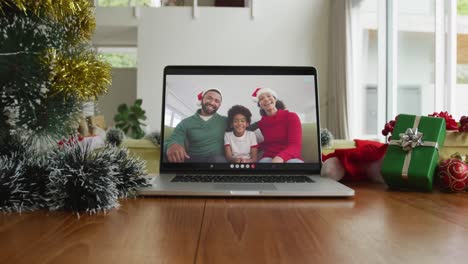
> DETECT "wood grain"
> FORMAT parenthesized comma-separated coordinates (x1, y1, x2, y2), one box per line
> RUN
(197, 183, 468, 264)
(0, 198, 205, 264)
(2, 184, 468, 264)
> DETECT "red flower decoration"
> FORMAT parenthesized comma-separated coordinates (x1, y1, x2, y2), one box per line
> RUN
(429, 111, 458, 130)
(381, 115, 398, 138)
(460, 116, 468, 132)
(57, 135, 84, 147)
(197, 92, 203, 101)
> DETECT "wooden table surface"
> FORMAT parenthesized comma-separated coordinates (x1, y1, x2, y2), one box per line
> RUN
(1, 183, 468, 264)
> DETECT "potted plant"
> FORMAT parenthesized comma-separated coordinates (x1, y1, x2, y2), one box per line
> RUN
(114, 99, 147, 139)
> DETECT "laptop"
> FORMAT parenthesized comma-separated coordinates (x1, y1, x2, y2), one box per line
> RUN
(137, 66, 354, 197)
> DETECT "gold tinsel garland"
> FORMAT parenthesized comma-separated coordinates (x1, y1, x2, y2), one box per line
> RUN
(45, 49, 112, 101)
(0, 0, 95, 41)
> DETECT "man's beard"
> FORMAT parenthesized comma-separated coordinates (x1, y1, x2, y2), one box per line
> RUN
(201, 102, 218, 115)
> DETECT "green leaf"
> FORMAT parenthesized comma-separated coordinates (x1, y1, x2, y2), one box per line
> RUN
(113, 99, 147, 139)
(117, 104, 129, 113)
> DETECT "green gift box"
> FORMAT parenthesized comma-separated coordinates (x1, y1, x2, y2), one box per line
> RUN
(381, 114, 446, 191)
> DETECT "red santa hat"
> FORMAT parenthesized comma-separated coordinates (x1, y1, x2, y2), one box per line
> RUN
(322, 139, 388, 181)
(252, 87, 278, 103)
(197, 89, 222, 106)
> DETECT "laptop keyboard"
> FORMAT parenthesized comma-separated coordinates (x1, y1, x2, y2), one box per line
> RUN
(171, 175, 314, 183)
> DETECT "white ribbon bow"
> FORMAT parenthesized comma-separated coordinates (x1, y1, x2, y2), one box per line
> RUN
(399, 128, 423, 152)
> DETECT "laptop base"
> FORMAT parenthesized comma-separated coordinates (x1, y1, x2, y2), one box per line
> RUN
(137, 174, 355, 197)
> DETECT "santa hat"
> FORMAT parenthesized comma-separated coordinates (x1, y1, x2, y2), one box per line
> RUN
(322, 140, 388, 181)
(197, 89, 222, 106)
(252, 87, 277, 103)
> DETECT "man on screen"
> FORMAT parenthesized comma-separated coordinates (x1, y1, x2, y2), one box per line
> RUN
(164, 89, 227, 163)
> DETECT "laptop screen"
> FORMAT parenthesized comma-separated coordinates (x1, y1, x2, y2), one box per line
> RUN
(160, 66, 321, 173)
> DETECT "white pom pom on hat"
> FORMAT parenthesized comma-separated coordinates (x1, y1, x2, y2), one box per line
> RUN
(196, 88, 222, 106)
(252, 87, 278, 103)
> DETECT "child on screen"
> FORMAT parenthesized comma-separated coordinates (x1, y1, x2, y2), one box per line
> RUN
(224, 105, 258, 163)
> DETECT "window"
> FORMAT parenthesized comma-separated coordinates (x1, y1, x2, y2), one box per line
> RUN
(97, 47, 137, 68)
(456, 0, 468, 118)
(395, 0, 435, 117)
(349, 0, 464, 140)
(349, 0, 385, 140)
(97, 0, 153, 7)
(164, 107, 183, 128)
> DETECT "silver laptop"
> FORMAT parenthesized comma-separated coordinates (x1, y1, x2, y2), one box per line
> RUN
(138, 66, 354, 197)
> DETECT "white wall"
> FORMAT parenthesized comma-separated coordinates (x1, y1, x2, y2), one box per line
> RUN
(95, 7, 137, 26)
(138, 0, 330, 132)
(97, 68, 137, 127)
(93, 7, 138, 47)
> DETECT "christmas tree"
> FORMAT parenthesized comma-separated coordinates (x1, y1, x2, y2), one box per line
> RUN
(0, 0, 111, 150)
(0, 1, 147, 214)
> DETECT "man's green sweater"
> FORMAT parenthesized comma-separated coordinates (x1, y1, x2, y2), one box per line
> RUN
(164, 111, 227, 157)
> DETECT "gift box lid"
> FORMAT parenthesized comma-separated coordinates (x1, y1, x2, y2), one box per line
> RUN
(392, 114, 446, 147)
(439, 131, 468, 161)
(444, 131, 468, 147)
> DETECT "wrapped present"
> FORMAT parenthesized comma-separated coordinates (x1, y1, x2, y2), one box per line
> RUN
(439, 131, 468, 161)
(381, 114, 446, 191)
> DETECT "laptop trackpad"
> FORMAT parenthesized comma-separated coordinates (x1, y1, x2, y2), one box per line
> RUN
(214, 184, 277, 191)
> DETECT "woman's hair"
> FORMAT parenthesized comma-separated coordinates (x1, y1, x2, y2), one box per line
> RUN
(227, 105, 252, 124)
(259, 100, 286, 116)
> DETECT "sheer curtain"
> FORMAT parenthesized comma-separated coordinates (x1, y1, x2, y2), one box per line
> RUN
(326, 0, 353, 139)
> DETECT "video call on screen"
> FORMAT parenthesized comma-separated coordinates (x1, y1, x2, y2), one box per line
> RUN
(163, 74, 319, 164)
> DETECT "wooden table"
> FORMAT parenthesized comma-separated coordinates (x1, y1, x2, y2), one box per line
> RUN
(1, 183, 468, 264)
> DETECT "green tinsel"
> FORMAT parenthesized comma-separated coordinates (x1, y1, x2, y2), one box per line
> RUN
(0, 14, 67, 136)
(106, 127, 125, 147)
(320, 128, 334, 148)
(0, 153, 24, 212)
(107, 146, 147, 198)
(0, 3, 108, 140)
(0, 54, 48, 135)
(46, 141, 120, 214)
(0, 132, 26, 157)
(1, 138, 148, 213)
(0, 15, 67, 51)
(20, 96, 82, 142)
(0, 1, 139, 215)
(45, 44, 111, 101)
(0, 107, 11, 151)
(0, 0, 96, 44)
(0, 151, 48, 212)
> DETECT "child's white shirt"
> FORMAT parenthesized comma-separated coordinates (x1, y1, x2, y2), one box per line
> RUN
(224, 131, 258, 159)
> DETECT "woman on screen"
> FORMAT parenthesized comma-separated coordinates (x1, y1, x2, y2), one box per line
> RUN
(252, 87, 303, 163)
